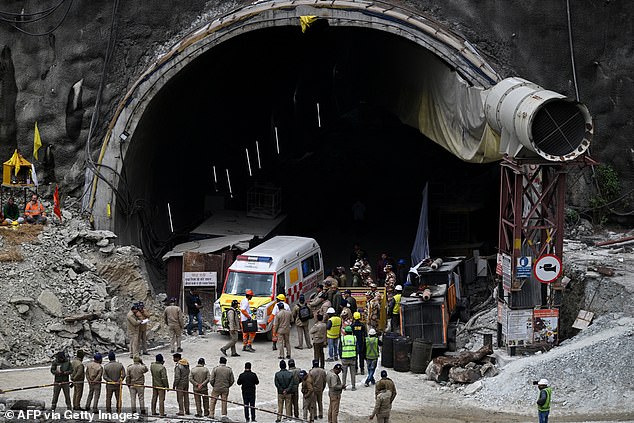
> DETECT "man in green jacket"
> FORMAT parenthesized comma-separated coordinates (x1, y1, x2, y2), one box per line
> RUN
(150, 354, 169, 416)
(274, 360, 293, 422)
(50, 351, 73, 411)
(536, 378, 553, 423)
(2, 197, 23, 224)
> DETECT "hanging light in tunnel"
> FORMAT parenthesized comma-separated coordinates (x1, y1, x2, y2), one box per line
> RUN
(316, 102, 321, 128)
(167, 202, 174, 233)
(245, 148, 252, 177)
(256, 141, 262, 169)
(274, 127, 280, 155)
(212, 165, 218, 192)
(226, 168, 233, 198)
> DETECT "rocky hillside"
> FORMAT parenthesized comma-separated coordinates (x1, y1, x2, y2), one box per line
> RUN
(0, 198, 168, 368)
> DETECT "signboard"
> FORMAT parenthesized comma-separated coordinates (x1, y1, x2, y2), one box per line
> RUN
(183, 271, 217, 287)
(533, 308, 559, 345)
(496, 253, 503, 276)
(501, 304, 533, 347)
(534, 254, 562, 283)
(501, 253, 512, 292)
(516, 256, 532, 278)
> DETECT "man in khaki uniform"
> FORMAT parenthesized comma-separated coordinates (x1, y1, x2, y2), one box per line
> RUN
(209, 356, 235, 419)
(370, 387, 393, 422)
(375, 371, 397, 404)
(220, 300, 241, 357)
(273, 302, 293, 359)
(172, 353, 190, 415)
(292, 294, 313, 349)
(137, 302, 151, 355)
(84, 353, 103, 413)
(326, 364, 343, 423)
(126, 355, 149, 414)
(70, 350, 85, 410)
(103, 352, 126, 413)
(300, 370, 316, 423)
(309, 359, 327, 420)
(164, 297, 184, 353)
(310, 314, 328, 368)
(127, 304, 142, 359)
(150, 354, 169, 416)
(190, 357, 211, 417)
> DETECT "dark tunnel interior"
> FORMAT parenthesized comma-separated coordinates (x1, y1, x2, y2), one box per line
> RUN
(118, 24, 500, 275)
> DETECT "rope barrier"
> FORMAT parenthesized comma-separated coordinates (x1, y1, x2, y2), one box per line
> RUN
(0, 379, 312, 422)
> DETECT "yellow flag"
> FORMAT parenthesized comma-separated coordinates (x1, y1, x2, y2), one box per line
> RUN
(299, 16, 318, 33)
(34, 122, 42, 161)
(9, 149, 20, 176)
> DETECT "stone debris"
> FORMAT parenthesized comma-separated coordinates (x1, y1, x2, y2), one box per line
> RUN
(0, 198, 168, 367)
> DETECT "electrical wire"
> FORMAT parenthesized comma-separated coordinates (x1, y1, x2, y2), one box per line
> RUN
(566, 0, 580, 101)
(0, 0, 65, 17)
(0, 0, 66, 24)
(7, 0, 74, 37)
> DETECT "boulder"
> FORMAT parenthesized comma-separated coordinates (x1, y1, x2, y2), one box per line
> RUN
(96, 238, 109, 247)
(47, 322, 83, 334)
(464, 380, 483, 395)
(90, 320, 126, 346)
(37, 290, 64, 317)
(16, 304, 30, 314)
(449, 366, 481, 384)
(82, 230, 117, 242)
(9, 296, 35, 305)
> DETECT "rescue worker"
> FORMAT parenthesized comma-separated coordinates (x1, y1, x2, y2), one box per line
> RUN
(339, 326, 357, 390)
(335, 266, 348, 287)
(326, 363, 343, 423)
(273, 302, 293, 359)
(365, 291, 380, 332)
(126, 355, 148, 414)
(376, 253, 389, 284)
(172, 353, 191, 416)
(342, 290, 357, 313)
(364, 328, 382, 386)
(220, 299, 241, 357)
(186, 289, 204, 336)
(127, 303, 142, 358)
(70, 350, 85, 410)
(326, 307, 342, 362)
(209, 356, 235, 420)
(150, 354, 169, 417)
(137, 302, 151, 355)
(375, 371, 397, 404)
(384, 264, 397, 294)
(24, 193, 47, 224)
(190, 357, 211, 417)
(330, 284, 342, 316)
(50, 351, 73, 411)
(309, 359, 327, 420)
(163, 297, 184, 353)
(318, 292, 332, 319)
(288, 359, 301, 419)
(300, 369, 316, 423)
(84, 353, 103, 414)
(349, 243, 368, 268)
(269, 293, 291, 351)
(237, 362, 259, 423)
(536, 378, 553, 423)
(3, 197, 24, 224)
(309, 284, 325, 318)
(240, 289, 256, 352)
(310, 313, 327, 368)
(274, 360, 293, 423)
(388, 285, 403, 333)
(351, 312, 367, 375)
(370, 387, 393, 422)
(293, 294, 313, 349)
(103, 351, 125, 413)
(359, 259, 373, 286)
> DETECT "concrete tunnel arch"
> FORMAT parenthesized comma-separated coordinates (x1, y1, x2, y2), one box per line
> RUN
(88, 1, 504, 253)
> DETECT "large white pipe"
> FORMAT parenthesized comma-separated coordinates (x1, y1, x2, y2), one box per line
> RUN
(484, 77, 592, 161)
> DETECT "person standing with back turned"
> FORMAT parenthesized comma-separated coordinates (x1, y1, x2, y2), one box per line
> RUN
(536, 378, 553, 423)
(237, 361, 259, 422)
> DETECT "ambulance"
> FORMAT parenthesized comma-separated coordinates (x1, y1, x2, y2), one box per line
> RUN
(213, 236, 323, 337)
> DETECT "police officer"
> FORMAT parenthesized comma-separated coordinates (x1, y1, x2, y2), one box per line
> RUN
(221, 299, 241, 357)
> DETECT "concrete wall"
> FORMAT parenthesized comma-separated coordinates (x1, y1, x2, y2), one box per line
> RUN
(1, 0, 632, 200)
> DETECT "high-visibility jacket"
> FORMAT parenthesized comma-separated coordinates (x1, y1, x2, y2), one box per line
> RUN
(25, 201, 45, 217)
(537, 387, 552, 412)
(365, 336, 379, 360)
(327, 316, 342, 339)
(392, 294, 402, 315)
(341, 334, 356, 358)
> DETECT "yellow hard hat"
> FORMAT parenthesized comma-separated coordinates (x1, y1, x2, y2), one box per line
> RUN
(353, 312, 361, 320)
(276, 294, 286, 301)
(11, 220, 18, 226)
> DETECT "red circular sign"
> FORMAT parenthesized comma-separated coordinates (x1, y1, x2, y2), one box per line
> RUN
(533, 254, 562, 283)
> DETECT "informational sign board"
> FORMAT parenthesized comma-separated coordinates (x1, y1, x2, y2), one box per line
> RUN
(516, 256, 532, 278)
(533, 308, 559, 345)
(534, 254, 562, 283)
(501, 304, 534, 347)
(501, 253, 512, 291)
(183, 271, 217, 287)
(496, 253, 503, 276)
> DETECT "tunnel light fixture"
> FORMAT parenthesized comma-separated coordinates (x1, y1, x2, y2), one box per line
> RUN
(256, 141, 262, 169)
(274, 127, 280, 155)
(226, 168, 233, 198)
(119, 131, 129, 142)
(316, 103, 321, 128)
(167, 202, 174, 233)
(212, 165, 218, 192)
(245, 148, 252, 177)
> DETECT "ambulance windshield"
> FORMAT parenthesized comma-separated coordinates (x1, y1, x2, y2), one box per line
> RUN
(225, 271, 273, 296)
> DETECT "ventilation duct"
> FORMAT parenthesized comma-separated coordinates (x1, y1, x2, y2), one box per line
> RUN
(484, 77, 592, 161)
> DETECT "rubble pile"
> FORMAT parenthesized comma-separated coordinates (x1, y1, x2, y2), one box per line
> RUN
(0, 199, 167, 368)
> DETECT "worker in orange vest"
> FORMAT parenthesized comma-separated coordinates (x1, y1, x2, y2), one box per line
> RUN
(24, 193, 47, 224)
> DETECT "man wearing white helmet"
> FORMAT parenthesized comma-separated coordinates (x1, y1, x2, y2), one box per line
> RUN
(388, 285, 403, 334)
(325, 308, 341, 362)
(536, 378, 552, 423)
(364, 328, 382, 387)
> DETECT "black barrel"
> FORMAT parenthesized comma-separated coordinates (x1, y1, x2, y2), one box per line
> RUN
(410, 338, 433, 374)
(381, 332, 396, 368)
(393, 336, 412, 372)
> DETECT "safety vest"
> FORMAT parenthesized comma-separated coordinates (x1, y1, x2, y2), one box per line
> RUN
(365, 336, 379, 360)
(25, 201, 44, 217)
(341, 334, 357, 358)
(327, 316, 342, 339)
(537, 387, 552, 412)
(392, 294, 402, 315)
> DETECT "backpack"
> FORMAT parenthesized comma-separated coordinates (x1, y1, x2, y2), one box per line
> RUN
(298, 304, 311, 322)
(222, 308, 231, 329)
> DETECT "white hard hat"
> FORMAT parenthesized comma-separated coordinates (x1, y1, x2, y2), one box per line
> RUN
(368, 328, 377, 336)
(538, 378, 549, 386)
(395, 285, 403, 291)
(326, 307, 336, 314)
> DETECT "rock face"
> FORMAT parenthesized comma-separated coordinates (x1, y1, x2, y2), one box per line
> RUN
(36, 290, 64, 317)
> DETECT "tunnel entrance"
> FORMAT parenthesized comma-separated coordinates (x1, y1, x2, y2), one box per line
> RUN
(116, 23, 500, 272)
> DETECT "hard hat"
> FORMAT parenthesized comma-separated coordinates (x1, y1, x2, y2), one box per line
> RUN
(395, 285, 403, 291)
(276, 294, 286, 301)
(245, 289, 254, 296)
(345, 326, 352, 333)
(353, 311, 361, 320)
(368, 328, 377, 336)
(326, 307, 336, 314)
(538, 379, 549, 386)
